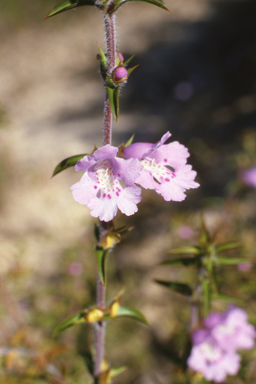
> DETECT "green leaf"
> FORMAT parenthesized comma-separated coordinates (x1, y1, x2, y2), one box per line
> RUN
(98, 44, 108, 80)
(202, 279, 210, 317)
(45, 0, 96, 19)
(168, 246, 201, 256)
(107, 86, 120, 121)
(200, 216, 211, 245)
(109, 366, 127, 378)
(115, 305, 149, 325)
(127, 0, 170, 12)
(161, 257, 198, 266)
(96, 248, 109, 285)
(212, 293, 243, 304)
(216, 257, 250, 265)
(127, 64, 140, 76)
(155, 280, 192, 296)
(124, 134, 135, 147)
(80, 351, 93, 375)
(53, 310, 87, 337)
(123, 53, 137, 67)
(215, 242, 242, 253)
(52, 154, 87, 177)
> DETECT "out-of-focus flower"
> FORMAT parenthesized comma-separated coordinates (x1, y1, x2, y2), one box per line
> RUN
(209, 306, 256, 352)
(188, 329, 241, 383)
(123, 131, 199, 201)
(188, 306, 256, 382)
(71, 145, 142, 222)
(68, 262, 83, 276)
(240, 166, 256, 188)
(177, 225, 194, 239)
(237, 261, 251, 272)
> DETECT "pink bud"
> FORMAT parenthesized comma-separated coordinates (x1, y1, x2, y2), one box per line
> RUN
(118, 52, 124, 62)
(113, 66, 128, 83)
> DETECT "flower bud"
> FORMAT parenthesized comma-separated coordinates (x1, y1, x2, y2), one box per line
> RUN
(113, 66, 128, 83)
(118, 52, 124, 62)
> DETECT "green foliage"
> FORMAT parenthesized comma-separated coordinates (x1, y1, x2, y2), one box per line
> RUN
(107, 86, 120, 121)
(96, 247, 109, 285)
(53, 309, 87, 337)
(45, 0, 96, 19)
(113, 305, 149, 325)
(155, 280, 193, 296)
(160, 217, 249, 320)
(52, 153, 87, 176)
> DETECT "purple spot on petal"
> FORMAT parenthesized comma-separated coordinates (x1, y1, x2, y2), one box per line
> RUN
(118, 174, 121, 177)
(165, 178, 170, 182)
(116, 192, 119, 196)
(164, 158, 167, 162)
(108, 194, 112, 199)
(103, 193, 106, 198)
(94, 185, 98, 189)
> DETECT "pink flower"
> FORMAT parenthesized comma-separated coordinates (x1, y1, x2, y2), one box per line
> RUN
(188, 307, 256, 382)
(188, 329, 241, 383)
(122, 132, 199, 201)
(209, 306, 256, 352)
(71, 145, 142, 222)
(237, 261, 251, 272)
(240, 166, 256, 188)
(177, 225, 194, 239)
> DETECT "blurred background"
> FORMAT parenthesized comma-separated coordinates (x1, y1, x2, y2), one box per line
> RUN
(0, 0, 256, 382)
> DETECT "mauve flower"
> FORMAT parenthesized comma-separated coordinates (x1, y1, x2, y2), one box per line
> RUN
(237, 261, 251, 272)
(123, 132, 199, 202)
(188, 306, 256, 382)
(240, 166, 256, 188)
(210, 306, 256, 352)
(71, 145, 142, 222)
(188, 329, 241, 383)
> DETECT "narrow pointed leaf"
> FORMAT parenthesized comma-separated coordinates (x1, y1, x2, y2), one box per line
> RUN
(53, 310, 87, 337)
(107, 86, 120, 121)
(109, 366, 127, 378)
(200, 217, 211, 244)
(168, 246, 200, 256)
(45, 0, 96, 19)
(123, 53, 137, 67)
(155, 280, 192, 296)
(96, 248, 109, 285)
(212, 293, 243, 304)
(115, 305, 149, 325)
(127, 0, 170, 12)
(52, 154, 87, 177)
(115, 225, 134, 236)
(215, 242, 242, 253)
(124, 134, 135, 147)
(80, 351, 93, 375)
(215, 257, 250, 265)
(127, 64, 140, 76)
(161, 257, 198, 266)
(202, 279, 210, 317)
(98, 44, 108, 80)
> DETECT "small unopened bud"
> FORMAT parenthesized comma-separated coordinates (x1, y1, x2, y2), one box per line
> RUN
(118, 52, 124, 62)
(113, 66, 128, 83)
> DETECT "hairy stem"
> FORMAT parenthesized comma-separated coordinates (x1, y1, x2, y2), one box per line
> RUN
(94, 10, 116, 381)
(103, 13, 116, 146)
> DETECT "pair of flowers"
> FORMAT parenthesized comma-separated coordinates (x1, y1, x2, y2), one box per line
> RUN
(71, 132, 199, 221)
(188, 306, 256, 383)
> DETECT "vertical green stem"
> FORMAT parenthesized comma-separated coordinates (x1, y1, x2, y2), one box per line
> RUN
(94, 9, 116, 381)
